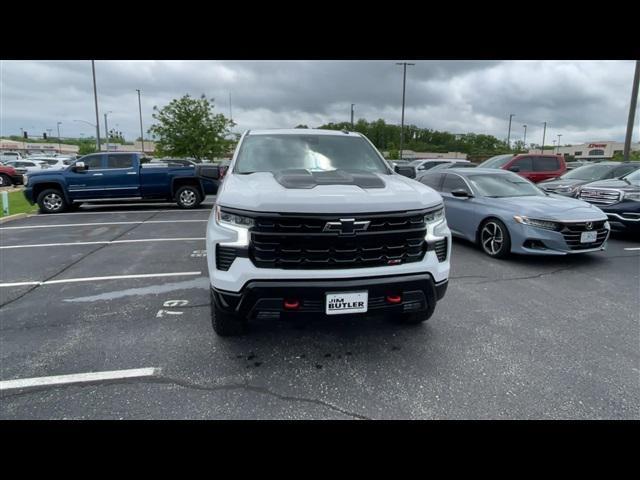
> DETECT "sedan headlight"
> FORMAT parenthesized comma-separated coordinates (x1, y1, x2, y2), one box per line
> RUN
(513, 215, 561, 231)
(215, 205, 254, 247)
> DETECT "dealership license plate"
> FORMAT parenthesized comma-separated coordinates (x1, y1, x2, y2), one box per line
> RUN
(325, 291, 368, 315)
(580, 231, 598, 243)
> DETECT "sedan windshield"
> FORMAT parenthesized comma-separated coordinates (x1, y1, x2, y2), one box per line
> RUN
(466, 173, 544, 197)
(234, 134, 390, 174)
(477, 154, 514, 169)
(560, 164, 615, 180)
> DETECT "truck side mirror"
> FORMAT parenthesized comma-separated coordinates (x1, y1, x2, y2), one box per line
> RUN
(198, 165, 220, 180)
(394, 165, 416, 179)
(73, 161, 88, 172)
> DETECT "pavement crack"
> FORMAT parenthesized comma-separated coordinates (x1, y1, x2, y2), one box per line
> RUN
(0, 374, 371, 420)
(0, 211, 162, 309)
(473, 266, 575, 285)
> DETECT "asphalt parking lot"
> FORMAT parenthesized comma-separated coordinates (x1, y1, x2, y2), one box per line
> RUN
(0, 199, 638, 419)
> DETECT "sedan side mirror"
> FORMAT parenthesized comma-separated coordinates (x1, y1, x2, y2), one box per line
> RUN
(197, 165, 220, 180)
(508, 166, 520, 172)
(451, 189, 473, 198)
(73, 161, 88, 172)
(394, 165, 416, 179)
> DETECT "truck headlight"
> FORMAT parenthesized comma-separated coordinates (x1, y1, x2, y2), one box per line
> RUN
(424, 206, 445, 225)
(23, 175, 28, 185)
(425, 206, 448, 240)
(622, 191, 640, 202)
(215, 205, 253, 247)
(513, 215, 561, 231)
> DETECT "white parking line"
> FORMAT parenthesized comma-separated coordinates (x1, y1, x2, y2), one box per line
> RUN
(623, 247, 640, 251)
(0, 219, 207, 230)
(0, 367, 159, 391)
(0, 237, 206, 249)
(40, 209, 211, 216)
(0, 271, 202, 288)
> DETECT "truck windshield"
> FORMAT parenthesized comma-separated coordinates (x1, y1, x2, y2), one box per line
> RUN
(477, 154, 514, 169)
(234, 134, 390, 174)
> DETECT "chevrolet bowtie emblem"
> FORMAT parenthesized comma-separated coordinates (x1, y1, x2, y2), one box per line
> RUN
(323, 218, 371, 235)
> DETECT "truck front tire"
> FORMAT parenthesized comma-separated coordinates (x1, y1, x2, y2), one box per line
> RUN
(0, 174, 12, 187)
(175, 185, 202, 209)
(211, 293, 246, 336)
(36, 189, 67, 214)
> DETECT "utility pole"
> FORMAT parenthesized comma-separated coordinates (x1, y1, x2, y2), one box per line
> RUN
(557, 134, 562, 153)
(523, 124, 527, 149)
(396, 62, 415, 161)
(136, 89, 145, 154)
(57, 122, 62, 153)
(623, 60, 640, 162)
(350, 103, 355, 129)
(507, 114, 515, 150)
(229, 92, 233, 122)
(541, 121, 547, 154)
(91, 60, 101, 151)
(104, 112, 112, 150)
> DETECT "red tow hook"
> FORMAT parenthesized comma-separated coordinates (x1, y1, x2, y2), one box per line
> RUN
(386, 294, 402, 304)
(283, 299, 300, 310)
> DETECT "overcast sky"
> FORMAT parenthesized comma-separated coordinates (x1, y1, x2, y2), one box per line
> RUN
(1, 60, 638, 146)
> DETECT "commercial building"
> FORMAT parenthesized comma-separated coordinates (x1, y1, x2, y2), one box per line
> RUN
(529, 141, 640, 160)
(99, 140, 156, 154)
(382, 150, 468, 160)
(0, 139, 79, 155)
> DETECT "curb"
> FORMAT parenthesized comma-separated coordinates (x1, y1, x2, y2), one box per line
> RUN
(0, 213, 30, 224)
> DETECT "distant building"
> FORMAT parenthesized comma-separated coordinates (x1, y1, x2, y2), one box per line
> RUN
(100, 140, 156, 154)
(0, 139, 79, 155)
(529, 141, 640, 160)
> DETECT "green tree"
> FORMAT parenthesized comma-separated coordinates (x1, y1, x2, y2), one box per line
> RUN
(149, 94, 235, 161)
(78, 142, 97, 155)
(295, 124, 309, 129)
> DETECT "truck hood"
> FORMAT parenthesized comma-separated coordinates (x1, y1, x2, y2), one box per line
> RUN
(490, 195, 607, 221)
(538, 178, 588, 189)
(217, 171, 443, 213)
(581, 178, 640, 190)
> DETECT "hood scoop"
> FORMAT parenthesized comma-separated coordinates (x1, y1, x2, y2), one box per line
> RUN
(273, 169, 386, 189)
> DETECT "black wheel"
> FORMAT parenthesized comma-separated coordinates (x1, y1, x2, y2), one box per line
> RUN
(175, 185, 202, 209)
(479, 218, 511, 258)
(0, 174, 11, 187)
(211, 291, 246, 336)
(36, 189, 67, 214)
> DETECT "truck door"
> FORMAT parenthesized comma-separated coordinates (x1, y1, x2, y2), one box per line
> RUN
(66, 154, 108, 199)
(102, 154, 141, 198)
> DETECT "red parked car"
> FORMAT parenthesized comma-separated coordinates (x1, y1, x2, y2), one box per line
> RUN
(0, 164, 24, 187)
(477, 153, 566, 183)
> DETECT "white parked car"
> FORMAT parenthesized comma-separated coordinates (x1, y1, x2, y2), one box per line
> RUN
(27, 156, 72, 170)
(1, 151, 24, 163)
(4, 159, 51, 173)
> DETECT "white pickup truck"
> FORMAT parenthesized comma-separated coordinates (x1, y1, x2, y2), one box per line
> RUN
(203, 129, 451, 336)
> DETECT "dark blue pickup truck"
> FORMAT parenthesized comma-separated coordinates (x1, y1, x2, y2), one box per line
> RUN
(23, 152, 218, 213)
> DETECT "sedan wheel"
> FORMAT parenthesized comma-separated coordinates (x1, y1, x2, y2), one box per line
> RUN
(480, 220, 511, 258)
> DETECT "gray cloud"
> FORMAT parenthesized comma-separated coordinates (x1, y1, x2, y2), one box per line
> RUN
(1, 60, 637, 145)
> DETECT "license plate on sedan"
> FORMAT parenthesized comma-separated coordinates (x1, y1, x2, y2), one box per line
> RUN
(325, 291, 368, 315)
(580, 231, 598, 243)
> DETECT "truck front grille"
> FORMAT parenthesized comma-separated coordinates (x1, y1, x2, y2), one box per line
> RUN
(578, 188, 621, 205)
(250, 209, 433, 269)
(560, 221, 608, 250)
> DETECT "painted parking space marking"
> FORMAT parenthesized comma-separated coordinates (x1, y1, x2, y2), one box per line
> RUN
(0, 219, 207, 230)
(0, 271, 202, 288)
(0, 237, 206, 249)
(623, 247, 640, 251)
(0, 367, 159, 392)
(156, 299, 189, 317)
(35, 209, 211, 216)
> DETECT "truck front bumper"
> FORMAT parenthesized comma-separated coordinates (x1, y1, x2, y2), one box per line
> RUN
(211, 273, 447, 320)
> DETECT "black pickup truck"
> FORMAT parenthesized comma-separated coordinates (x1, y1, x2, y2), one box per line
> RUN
(23, 152, 219, 213)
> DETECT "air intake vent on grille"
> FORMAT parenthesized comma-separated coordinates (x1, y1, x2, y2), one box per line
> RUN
(216, 246, 238, 271)
(434, 239, 448, 262)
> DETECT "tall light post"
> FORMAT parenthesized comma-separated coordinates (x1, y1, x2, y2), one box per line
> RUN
(557, 134, 562, 154)
(104, 111, 112, 151)
(56, 122, 62, 153)
(541, 121, 547, 154)
(350, 103, 355, 129)
(136, 89, 144, 154)
(507, 113, 515, 150)
(396, 62, 415, 161)
(623, 60, 640, 162)
(522, 124, 527, 149)
(91, 60, 101, 151)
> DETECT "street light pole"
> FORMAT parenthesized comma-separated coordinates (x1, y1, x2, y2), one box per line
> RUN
(396, 62, 415, 161)
(507, 114, 515, 150)
(104, 112, 112, 151)
(541, 121, 547, 154)
(557, 134, 562, 154)
(57, 122, 62, 153)
(136, 89, 145, 154)
(350, 103, 355, 129)
(623, 60, 640, 162)
(91, 60, 101, 151)
(523, 124, 527, 149)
